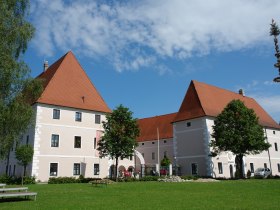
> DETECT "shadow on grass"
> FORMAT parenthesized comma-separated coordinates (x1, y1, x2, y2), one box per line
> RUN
(0, 197, 34, 203)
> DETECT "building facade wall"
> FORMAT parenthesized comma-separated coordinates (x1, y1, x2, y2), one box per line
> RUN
(1, 103, 134, 182)
(173, 116, 280, 178)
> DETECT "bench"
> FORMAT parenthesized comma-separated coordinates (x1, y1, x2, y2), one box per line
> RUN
(0, 187, 28, 193)
(0, 191, 37, 201)
(91, 179, 108, 187)
(0, 186, 37, 201)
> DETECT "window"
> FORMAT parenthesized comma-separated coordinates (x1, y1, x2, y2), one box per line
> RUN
(164, 140, 167, 143)
(250, 163, 254, 173)
(218, 162, 223, 174)
(73, 163, 80, 175)
(51, 134, 59, 147)
(152, 152, 155, 160)
(142, 143, 144, 145)
(164, 151, 167, 157)
(26, 135, 29, 145)
(95, 114, 101, 124)
(50, 163, 58, 176)
(94, 164, 100, 175)
(264, 163, 267, 169)
(187, 122, 191, 127)
(74, 136, 81, 148)
(94, 138, 97, 149)
(129, 155, 133, 161)
(273, 131, 276, 135)
(152, 142, 155, 144)
(278, 163, 280, 172)
(191, 163, 198, 175)
(275, 143, 278, 151)
(75, 112, 82, 122)
(53, 109, 60, 119)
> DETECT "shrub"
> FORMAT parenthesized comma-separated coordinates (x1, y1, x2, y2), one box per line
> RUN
(0, 175, 36, 185)
(139, 176, 158, 182)
(48, 177, 79, 184)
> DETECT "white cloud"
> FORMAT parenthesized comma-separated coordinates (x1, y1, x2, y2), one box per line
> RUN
(30, 0, 280, 72)
(254, 95, 280, 122)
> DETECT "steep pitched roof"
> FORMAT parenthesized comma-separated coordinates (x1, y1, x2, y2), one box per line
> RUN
(36, 51, 111, 113)
(137, 113, 177, 142)
(173, 80, 280, 129)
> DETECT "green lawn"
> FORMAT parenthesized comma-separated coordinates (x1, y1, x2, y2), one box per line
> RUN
(1, 179, 280, 210)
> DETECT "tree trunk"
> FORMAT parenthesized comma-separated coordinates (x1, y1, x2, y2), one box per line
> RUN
(5, 150, 10, 175)
(115, 157, 119, 182)
(235, 154, 244, 179)
(23, 165, 26, 176)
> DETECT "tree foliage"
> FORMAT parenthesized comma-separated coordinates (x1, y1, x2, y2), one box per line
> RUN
(270, 19, 280, 81)
(97, 105, 140, 180)
(0, 0, 42, 161)
(15, 144, 34, 176)
(210, 100, 270, 178)
(160, 156, 171, 167)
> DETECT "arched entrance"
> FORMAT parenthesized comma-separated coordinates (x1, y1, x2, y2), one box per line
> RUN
(229, 165, 234, 178)
(134, 150, 145, 177)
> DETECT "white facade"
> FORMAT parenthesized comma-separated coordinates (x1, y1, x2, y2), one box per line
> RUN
(173, 117, 280, 178)
(1, 103, 135, 182)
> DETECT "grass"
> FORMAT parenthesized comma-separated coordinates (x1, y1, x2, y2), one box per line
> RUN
(1, 179, 280, 210)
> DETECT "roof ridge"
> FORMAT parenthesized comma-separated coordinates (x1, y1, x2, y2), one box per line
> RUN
(138, 112, 177, 120)
(192, 80, 254, 100)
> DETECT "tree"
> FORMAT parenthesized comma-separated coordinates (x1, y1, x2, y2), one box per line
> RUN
(15, 144, 34, 176)
(97, 105, 140, 181)
(0, 0, 42, 173)
(160, 156, 171, 167)
(270, 19, 280, 82)
(210, 100, 270, 179)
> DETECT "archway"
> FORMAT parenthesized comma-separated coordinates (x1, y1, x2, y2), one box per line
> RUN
(229, 165, 234, 179)
(134, 150, 145, 177)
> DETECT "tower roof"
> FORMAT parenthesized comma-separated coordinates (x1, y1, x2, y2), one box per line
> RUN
(173, 80, 280, 129)
(36, 51, 111, 113)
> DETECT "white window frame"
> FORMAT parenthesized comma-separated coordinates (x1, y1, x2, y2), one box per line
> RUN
(73, 163, 81, 175)
(50, 162, 58, 176)
(53, 109, 60, 119)
(51, 134, 59, 147)
(218, 162, 223, 174)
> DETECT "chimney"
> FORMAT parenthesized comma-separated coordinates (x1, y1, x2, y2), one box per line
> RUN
(43, 61, 49, 72)
(238, 89, 245, 96)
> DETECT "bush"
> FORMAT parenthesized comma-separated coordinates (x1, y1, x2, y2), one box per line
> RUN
(48, 176, 102, 184)
(139, 176, 158, 181)
(0, 175, 36, 185)
(48, 177, 79, 184)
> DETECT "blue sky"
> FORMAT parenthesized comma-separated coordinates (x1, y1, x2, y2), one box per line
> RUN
(24, 0, 280, 122)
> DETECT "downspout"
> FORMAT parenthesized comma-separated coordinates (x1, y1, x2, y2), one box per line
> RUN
(264, 128, 272, 174)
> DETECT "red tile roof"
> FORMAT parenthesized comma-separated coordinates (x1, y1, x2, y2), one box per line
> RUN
(173, 80, 280, 129)
(137, 113, 177, 142)
(36, 51, 111, 113)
